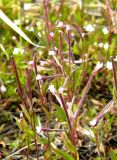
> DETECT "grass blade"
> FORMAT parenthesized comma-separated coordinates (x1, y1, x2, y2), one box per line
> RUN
(0, 10, 44, 48)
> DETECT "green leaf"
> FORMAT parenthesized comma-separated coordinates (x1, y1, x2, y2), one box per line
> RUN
(20, 104, 31, 123)
(51, 142, 74, 160)
(53, 104, 67, 122)
(109, 149, 117, 160)
(61, 132, 79, 160)
(0, 10, 44, 48)
(61, 132, 75, 153)
(72, 66, 82, 91)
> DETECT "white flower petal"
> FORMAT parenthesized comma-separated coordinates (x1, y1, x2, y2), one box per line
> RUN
(105, 61, 112, 70)
(95, 62, 103, 70)
(36, 74, 42, 80)
(85, 24, 94, 32)
(48, 85, 56, 94)
(102, 27, 108, 34)
(103, 43, 109, 50)
(0, 85, 7, 92)
(90, 119, 97, 126)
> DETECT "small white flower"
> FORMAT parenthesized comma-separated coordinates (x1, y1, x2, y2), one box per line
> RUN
(81, 33, 85, 38)
(102, 27, 109, 35)
(85, 24, 94, 32)
(38, 32, 41, 37)
(105, 61, 112, 70)
(48, 85, 56, 94)
(98, 42, 104, 48)
(12, 36, 17, 40)
(20, 112, 23, 118)
(0, 85, 7, 93)
(40, 61, 47, 66)
(49, 32, 54, 38)
(24, 4, 31, 10)
(13, 48, 24, 55)
(29, 27, 34, 32)
(13, 48, 19, 54)
(57, 21, 64, 28)
(36, 74, 42, 80)
(90, 119, 97, 126)
(28, 61, 34, 68)
(103, 43, 109, 50)
(36, 126, 42, 134)
(95, 62, 103, 71)
(66, 25, 70, 31)
(59, 87, 64, 93)
(49, 50, 56, 56)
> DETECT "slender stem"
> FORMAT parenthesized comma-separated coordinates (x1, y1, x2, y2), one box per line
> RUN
(25, 68, 32, 105)
(111, 56, 117, 98)
(67, 30, 74, 64)
(73, 64, 103, 120)
(41, 128, 67, 132)
(11, 56, 23, 95)
(33, 54, 40, 92)
(16, 88, 29, 111)
(32, 107, 39, 160)
(59, 32, 64, 64)
(43, 0, 50, 33)
(73, 72, 95, 120)
(59, 93, 72, 132)
(90, 99, 114, 126)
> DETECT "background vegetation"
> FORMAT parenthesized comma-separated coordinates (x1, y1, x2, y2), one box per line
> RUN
(0, 0, 117, 159)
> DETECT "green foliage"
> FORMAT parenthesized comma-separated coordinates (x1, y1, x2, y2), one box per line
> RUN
(0, 0, 117, 160)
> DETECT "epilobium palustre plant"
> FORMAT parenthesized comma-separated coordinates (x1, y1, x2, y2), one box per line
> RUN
(2, 1, 117, 160)
(10, 29, 112, 159)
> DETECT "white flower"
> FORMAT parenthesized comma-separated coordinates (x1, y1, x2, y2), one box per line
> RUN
(98, 42, 104, 48)
(105, 61, 112, 70)
(57, 21, 64, 28)
(20, 112, 23, 118)
(49, 32, 54, 38)
(28, 61, 34, 68)
(66, 25, 70, 31)
(12, 36, 17, 40)
(102, 27, 109, 34)
(37, 32, 41, 37)
(49, 50, 55, 56)
(13, 48, 24, 55)
(85, 24, 94, 32)
(95, 62, 103, 71)
(48, 85, 56, 94)
(90, 119, 97, 126)
(103, 43, 109, 50)
(24, 3, 31, 10)
(36, 74, 42, 80)
(0, 85, 7, 93)
(59, 87, 64, 93)
(36, 126, 42, 134)
(98, 43, 109, 50)
(29, 27, 34, 32)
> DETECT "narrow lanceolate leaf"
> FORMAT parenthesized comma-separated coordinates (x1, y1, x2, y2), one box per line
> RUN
(0, 10, 44, 48)
(90, 99, 115, 126)
(51, 142, 74, 160)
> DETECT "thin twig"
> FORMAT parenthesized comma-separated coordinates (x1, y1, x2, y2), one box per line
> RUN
(11, 56, 23, 95)
(59, 93, 72, 131)
(73, 62, 103, 120)
(111, 56, 117, 98)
